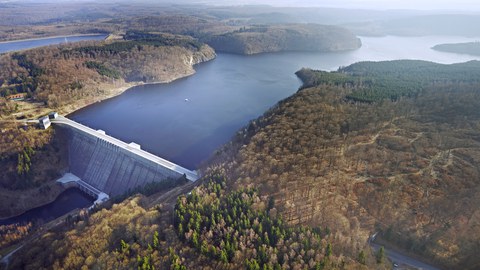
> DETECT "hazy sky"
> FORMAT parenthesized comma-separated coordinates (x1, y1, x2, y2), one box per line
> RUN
(10, 0, 480, 11)
(196, 0, 480, 11)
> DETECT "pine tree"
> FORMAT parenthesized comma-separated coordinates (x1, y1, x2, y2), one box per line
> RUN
(120, 239, 130, 255)
(246, 258, 261, 270)
(358, 250, 366, 265)
(220, 249, 228, 263)
(325, 243, 332, 257)
(153, 231, 159, 248)
(200, 240, 209, 255)
(192, 230, 199, 248)
(376, 246, 385, 264)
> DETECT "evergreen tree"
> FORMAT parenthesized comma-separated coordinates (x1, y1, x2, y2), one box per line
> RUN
(325, 243, 332, 257)
(358, 250, 366, 265)
(220, 249, 228, 263)
(153, 231, 159, 249)
(376, 246, 385, 264)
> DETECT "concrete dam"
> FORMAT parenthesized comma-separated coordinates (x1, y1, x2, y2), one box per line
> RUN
(52, 116, 199, 197)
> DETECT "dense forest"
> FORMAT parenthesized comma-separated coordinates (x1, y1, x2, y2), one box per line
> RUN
(204, 24, 361, 55)
(172, 173, 383, 269)
(296, 60, 480, 102)
(432, 41, 480, 56)
(5, 172, 384, 270)
(204, 60, 480, 269)
(0, 31, 215, 104)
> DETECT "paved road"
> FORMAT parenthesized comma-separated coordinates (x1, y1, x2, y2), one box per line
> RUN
(1, 207, 85, 268)
(51, 115, 199, 181)
(0, 244, 24, 267)
(371, 243, 441, 270)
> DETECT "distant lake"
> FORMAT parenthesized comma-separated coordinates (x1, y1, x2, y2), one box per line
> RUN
(0, 34, 107, 53)
(69, 35, 480, 169)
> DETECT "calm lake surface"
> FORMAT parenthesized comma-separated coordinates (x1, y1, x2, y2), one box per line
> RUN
(0, 34, 107, 53)
(70, 35, 480, 169)
(0, 188, 94, 226)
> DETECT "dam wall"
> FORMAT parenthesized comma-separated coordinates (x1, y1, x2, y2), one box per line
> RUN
(67, 128, 186, 197)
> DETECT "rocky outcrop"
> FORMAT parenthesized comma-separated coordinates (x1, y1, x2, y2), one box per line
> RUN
(192, 44, 216, 64)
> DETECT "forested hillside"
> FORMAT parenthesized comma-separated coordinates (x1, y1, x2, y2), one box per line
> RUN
(0, 31, 215, 110)
(296, 60, 480, 102)
(432, 41, 480, 56)
(6, 173, 385, 270)
(205, 24, 361, 55)
(206, 60, 480, 269)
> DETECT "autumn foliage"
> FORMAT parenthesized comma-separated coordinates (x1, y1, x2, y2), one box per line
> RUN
(208, 60, 480, 269)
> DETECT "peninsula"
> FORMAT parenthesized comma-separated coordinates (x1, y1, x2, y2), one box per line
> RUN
(432, 41, 480, 56)
(205, 24, 362, 55)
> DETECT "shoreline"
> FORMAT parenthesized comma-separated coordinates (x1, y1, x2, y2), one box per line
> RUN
(61, 50, 216, 116)
(61, 82, 143, 116)
(61, 71, 197, 116)
(0, 33, 108, 44)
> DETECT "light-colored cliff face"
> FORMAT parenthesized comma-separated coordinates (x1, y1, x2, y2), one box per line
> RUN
(205, 24, 361, 55)
(120, 45, 216, 84)
(192, 45, 217, 64)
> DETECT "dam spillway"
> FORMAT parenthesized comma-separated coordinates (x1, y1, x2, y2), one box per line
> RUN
(52, 116, 199, 197)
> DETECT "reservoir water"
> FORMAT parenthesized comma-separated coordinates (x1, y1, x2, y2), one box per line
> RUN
(0, 34, 107, 53)
(70, 35, 480, 169)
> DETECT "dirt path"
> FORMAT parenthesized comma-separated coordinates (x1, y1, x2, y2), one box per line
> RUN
(147, 180, 203, 210)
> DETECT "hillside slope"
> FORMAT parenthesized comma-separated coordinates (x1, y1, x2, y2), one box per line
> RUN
(205, 24, 361, 55)
(6, 174, 385, 270)
(208, 60, 480, 269)
(432, 41, 480, 56)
